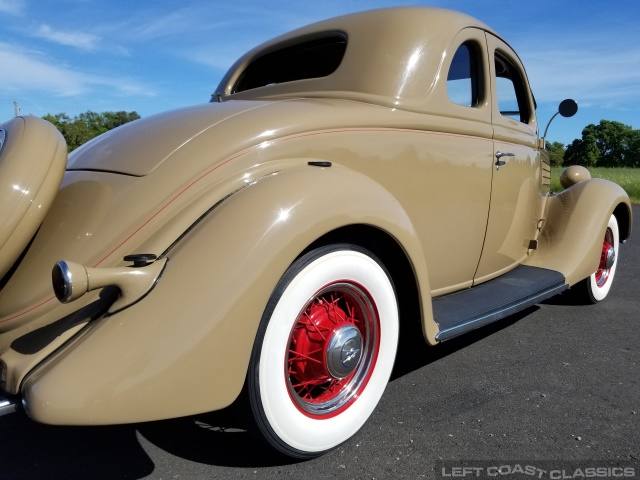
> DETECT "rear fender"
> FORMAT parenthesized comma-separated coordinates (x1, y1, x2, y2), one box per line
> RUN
(21, 164, 432, 424)
(525, 178, 631, 285)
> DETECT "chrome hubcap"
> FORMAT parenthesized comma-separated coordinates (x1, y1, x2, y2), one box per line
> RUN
(326, 325, 363, 378)
(605, 245, 616, 270)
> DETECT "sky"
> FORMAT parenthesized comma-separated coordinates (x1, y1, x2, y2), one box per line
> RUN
(1, 0, 639, 146)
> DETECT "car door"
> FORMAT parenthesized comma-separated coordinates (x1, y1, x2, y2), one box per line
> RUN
(417, 29, 494, 296)
(473, 33, 540, 283)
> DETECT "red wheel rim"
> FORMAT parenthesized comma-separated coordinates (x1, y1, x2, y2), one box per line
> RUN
(595, 227, 615, 287)
(286, 281, 380, 419)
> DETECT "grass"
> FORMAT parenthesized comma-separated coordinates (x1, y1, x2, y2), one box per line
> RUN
(551, 167, 640, 204)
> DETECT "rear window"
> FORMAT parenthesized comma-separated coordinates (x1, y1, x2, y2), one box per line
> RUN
(232, 34, 347, 93)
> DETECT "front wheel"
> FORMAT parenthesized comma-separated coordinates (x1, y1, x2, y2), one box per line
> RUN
(247, 244, 399, 458)
(573, 214, 620, 304)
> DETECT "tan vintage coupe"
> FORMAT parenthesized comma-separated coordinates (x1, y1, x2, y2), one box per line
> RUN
(0, 7, 632, 458)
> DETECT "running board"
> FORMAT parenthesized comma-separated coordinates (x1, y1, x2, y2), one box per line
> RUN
(433, 266, 567, 342)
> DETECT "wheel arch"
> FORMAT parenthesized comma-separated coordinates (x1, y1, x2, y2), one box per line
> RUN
(612, 201, 632, 243)
(300, 224, 423, 351)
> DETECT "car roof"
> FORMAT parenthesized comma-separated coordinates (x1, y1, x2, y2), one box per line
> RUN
(216, 7, 495, 107)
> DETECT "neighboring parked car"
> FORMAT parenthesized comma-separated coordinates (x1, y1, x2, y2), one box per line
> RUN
(0, 7, 632, 458)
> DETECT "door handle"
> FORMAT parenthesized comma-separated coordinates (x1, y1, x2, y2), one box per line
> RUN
(495, 151, 515, 170)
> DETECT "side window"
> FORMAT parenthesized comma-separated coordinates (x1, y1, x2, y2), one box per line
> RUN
(495, 52, 530, 123)
(447, 42, 480, 107)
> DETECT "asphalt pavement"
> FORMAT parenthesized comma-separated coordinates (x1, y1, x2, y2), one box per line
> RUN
(1, 205, 638, 480)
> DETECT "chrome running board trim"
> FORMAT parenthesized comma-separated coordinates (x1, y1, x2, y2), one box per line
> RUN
(0, 394, 19, 416)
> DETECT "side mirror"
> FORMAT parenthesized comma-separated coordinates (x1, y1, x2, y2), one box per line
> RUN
(543, 99, 578, 142)
(558, 99, 578, 118)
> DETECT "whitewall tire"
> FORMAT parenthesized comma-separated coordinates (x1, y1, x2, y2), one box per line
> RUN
(247, 244, 399, 458)
(575, 214, 620, 304)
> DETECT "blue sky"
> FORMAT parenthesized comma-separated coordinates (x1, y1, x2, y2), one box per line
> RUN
(1, 0, 639, 146)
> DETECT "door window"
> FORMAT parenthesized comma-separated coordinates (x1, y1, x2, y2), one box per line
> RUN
(494, 52, 530, 123)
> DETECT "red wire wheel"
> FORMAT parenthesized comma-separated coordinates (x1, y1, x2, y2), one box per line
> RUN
(286, 282, 380, 418)
(248, 245, 398, 458)
(573, 214, 620, 304)
(594, 226, 615, 287)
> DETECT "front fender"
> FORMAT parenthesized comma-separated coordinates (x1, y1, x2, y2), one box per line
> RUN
(22, 163, 432, 425)
(525, 178, 631, 285)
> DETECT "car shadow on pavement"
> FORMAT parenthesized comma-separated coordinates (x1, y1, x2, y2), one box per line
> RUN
(136, 402, 297, 468)
(0, 398, 296, 479)
(390, 305, 539, 381)
(0, 409, 154, 480)
(539, 287, 590, 306)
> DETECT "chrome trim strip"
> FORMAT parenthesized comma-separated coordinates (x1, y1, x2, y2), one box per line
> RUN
(0, 395, 18, 417)
(159, 172, 279, 259)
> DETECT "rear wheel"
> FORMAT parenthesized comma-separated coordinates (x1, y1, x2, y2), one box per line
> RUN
(573, 214, 619, 304)
(247, 244, 399, 458)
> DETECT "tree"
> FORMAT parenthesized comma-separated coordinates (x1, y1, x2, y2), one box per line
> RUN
(545, 141, 566, 166)
(564, 120, 640, 167)
(627, 130, 640, 168)
(42, 110, 140, 152)
(593, 120, 632, 167)
(103, 111, 141, 131)
(564, 130, 600, 167)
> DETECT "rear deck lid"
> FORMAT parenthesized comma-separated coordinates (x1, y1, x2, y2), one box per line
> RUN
(66, 101, 272, 177)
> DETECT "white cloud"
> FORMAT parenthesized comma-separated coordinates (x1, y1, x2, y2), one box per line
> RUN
(184, 47, 248, 73)
(521, 43, 640, 109)
(117, 6, 228, 42)
(132, 9, 198, 40)
(113, 5, 272, 44)
(0, 43, 156, 98)
(502, 14, 640, 112)
(0, 0, 24, 15)
(33, 24, 99, 51)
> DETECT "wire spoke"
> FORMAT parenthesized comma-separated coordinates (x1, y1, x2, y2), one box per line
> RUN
(288, 349, 323, 364)
(292, 377, 331, 388)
